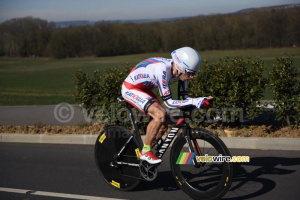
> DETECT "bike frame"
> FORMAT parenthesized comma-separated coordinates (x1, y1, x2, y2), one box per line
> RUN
(96, 97, 232, 198)
(114, 101, 201, 167)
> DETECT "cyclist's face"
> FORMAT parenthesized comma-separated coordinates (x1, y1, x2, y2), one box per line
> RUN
(179, 73, 195, 81)
(172, 62, 196, 81)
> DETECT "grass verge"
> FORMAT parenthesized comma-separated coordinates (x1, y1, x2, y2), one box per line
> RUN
(1, 48, 299, 105)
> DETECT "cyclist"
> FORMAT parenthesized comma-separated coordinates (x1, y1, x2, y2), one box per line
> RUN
(121, 47, 213, 164)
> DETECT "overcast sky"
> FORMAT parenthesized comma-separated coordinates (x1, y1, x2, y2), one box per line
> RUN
(0, 0, 299, 22)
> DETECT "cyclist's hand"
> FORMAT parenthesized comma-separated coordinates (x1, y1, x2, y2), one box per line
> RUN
(205, 96, 214, 109)
(193, 96, 213, 109)
(192, 97, 205, 109)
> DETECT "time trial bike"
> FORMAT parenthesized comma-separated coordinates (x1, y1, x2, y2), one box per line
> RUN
(95, 97, 233, 200)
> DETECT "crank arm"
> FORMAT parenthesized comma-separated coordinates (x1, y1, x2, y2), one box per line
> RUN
(116, 161, 140, 167)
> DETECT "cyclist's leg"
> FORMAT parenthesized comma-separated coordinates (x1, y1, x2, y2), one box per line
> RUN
(157, 122, 167, 139)
(122, 84, 165, 144)
(142, 89, 167, 146)
(144, 102, 166, 146)
(121, 85, 165, 164)
(139, 102, 165, 164)
(151, 121, 167, 147)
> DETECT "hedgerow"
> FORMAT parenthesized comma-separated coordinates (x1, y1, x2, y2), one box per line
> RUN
(188, 57, 267, 124)
(268, 56, 300, 127)
(74, 56, 299, 128)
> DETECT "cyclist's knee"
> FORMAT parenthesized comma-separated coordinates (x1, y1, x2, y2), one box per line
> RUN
(148, 104, 166, 123)
(154, 109, 166, 122)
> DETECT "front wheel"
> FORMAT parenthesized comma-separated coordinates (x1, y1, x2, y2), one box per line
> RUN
(170, 128, 233, 200)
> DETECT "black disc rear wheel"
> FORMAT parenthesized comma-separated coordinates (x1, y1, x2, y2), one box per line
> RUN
(170, 128, 233, 200)
(95, 126, 141, 191)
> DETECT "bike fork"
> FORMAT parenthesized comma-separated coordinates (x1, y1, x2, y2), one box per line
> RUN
(192, 139, 202, 156)
(184, 135, 200, 168)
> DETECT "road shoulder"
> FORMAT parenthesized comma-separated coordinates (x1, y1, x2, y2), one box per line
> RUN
(1, 133, 300, 151)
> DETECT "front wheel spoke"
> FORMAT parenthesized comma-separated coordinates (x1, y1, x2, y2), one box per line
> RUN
(206, 147, 212, 155)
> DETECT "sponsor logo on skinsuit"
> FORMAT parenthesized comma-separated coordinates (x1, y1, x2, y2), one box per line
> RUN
(134, 74, 150, 81)
(162, 71, 167, 89)
(125, 91, 146, 104)
(164, 90, 170, 96)
(172, 100, 189, 104)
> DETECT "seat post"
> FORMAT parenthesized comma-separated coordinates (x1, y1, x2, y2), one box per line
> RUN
(126, 103, 144, 148)
(126, 103, 138, 133)
(117, 97, 143, 148)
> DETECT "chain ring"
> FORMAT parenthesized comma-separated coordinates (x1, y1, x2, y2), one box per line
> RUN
(139, 160, 158, 181)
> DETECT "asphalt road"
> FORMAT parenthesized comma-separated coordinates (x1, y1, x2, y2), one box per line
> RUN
(1, 143, 300, 200)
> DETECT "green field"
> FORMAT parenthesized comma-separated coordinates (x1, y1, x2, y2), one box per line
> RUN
(0, 48, 299, 105)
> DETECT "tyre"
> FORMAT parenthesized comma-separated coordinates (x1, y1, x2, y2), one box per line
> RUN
(95, 126, 141, 191)
(170, 128, 233, 200)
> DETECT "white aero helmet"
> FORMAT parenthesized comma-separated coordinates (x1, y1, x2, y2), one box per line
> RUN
(171, 47, 201, 74)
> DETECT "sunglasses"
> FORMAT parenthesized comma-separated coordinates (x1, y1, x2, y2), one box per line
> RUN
(185, 69, 196, 76)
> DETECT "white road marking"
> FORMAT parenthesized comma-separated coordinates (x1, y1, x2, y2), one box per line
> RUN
(0, 187, 126, 200)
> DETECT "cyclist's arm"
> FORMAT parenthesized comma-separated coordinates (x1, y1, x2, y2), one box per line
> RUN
(178, 80, 189, 100)
(155, 66, 205, 109)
